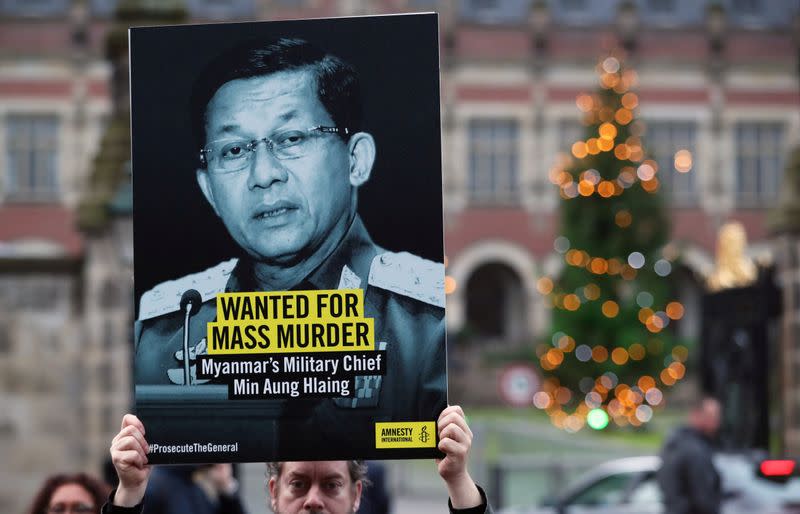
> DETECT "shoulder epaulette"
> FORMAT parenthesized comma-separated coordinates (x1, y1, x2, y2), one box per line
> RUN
(368, 252, 445, 308)
(138, 258, 238, 321)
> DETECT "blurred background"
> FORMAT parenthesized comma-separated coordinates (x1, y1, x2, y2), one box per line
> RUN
(0, 0, 798, 513)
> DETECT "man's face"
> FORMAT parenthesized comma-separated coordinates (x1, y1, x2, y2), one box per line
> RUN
(691, 397, 722, 436)
(702, 398, 722, 435)
(268, 461, 362, 514)
(197, 69, 360, 265)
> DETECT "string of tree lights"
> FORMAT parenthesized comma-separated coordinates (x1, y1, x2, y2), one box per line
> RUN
(534, 54, 693, 433)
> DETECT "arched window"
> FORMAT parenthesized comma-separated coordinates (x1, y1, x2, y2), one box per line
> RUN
(465, 262, 527, 342)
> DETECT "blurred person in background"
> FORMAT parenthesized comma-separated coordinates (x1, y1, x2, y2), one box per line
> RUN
(358, 461, 390, 514)
(657, 395, 722, 514)
(26, 472, 110, 514)
(141, 463, 246, 514)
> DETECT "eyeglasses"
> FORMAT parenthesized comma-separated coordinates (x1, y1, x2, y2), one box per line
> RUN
(46, 503, 96, 513)
(199, 125, 349, 174)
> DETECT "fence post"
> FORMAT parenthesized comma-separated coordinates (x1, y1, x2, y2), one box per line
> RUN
(489, 463, 504, 509)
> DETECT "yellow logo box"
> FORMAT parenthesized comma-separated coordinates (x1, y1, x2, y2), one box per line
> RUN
(375, 421, 437, 449)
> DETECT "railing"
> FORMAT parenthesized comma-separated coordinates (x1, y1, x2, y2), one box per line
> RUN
(488, 454, 625, 509)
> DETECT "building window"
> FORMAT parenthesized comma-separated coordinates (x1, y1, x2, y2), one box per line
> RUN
(89, 0, 120, 18)
(0, 322, 10, 354)
(735, 122, 785, 206)
(647, 0, 675, 13)
(732, 0, 762, 15)
(555, 0, 619, 25)
(645, 121, 697, 206)
(100, 280, 121, 309)
(102, 402, 117, 434)
(0, 0, 69, 17)
(185, 0, 255, 20)
(103, 320, 115, 349)
(0, 276, 63, 311)
(460, 0, 528, 24)
(99, 359, 114, 393)
(468, 119, 520, 204)
(5, 115, 59, 202)
(465, 262, 528, 341)
(558, 119, 584, 156)
(0, 416, 16, 438)
(561, 0, 587, 9)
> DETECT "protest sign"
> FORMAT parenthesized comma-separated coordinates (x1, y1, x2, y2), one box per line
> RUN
(130, 13, 446, 463)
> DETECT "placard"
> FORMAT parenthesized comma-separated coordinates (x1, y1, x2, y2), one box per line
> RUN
(130, 13, 446, 463)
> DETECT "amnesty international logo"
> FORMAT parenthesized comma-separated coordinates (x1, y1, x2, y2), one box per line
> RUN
(375, 421, 436, 449)
(419, 425, 430, 444)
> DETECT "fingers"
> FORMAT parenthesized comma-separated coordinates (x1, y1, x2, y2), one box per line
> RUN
(438, 421, 470, 457)
(111, 415, 149, 470)
(436, 405, 473, 479)
(112, 424, 149, 455)
(111, 432, 149, 467)
(438, 405, 465, 423)
(121, 413, 145, 435)
(114, 448, 148, 470)
(437, 434, 469, 482)
(114, 414, 148, 453)
(438, 405, 473, 443)
(438, 435, 468, 457)
(440, 420, 471, 445)
(109, 414, 151, 505)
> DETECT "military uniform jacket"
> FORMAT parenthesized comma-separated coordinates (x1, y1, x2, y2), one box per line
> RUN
(135, 216, 446, 460)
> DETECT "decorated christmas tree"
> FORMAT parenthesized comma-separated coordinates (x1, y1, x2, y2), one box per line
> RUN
(534, 55, 689, 432)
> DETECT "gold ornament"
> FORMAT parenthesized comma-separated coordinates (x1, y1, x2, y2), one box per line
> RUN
(706, 221, 757, 291)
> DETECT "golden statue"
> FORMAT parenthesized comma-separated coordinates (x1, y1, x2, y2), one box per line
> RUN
(707, 221, 757, 291)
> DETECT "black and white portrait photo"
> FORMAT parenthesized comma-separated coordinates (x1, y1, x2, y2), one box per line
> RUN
(130, 13, 446, 462)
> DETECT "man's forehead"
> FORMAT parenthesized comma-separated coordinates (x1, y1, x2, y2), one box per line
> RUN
(210, 69, 317, 109)
(282, 461, 350, 479)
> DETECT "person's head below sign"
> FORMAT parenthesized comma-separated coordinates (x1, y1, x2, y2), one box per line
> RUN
(191, 38, 375, 291)
(266, 460, 366, 514)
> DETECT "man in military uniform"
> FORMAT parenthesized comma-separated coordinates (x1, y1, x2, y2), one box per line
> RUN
(134, 37, 446, 460)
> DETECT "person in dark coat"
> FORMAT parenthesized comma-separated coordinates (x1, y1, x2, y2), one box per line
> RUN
(359, 461, 391, 514)
(142, 464, 246, 514)
(656, 395, 722, 514)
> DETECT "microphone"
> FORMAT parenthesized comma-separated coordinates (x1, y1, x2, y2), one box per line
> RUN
(180, 289, 203, 316)
(180, 289, 203, 386)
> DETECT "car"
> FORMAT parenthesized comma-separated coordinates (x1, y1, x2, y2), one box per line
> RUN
(497, 454, 800, 514)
